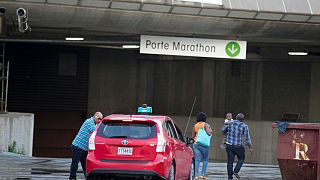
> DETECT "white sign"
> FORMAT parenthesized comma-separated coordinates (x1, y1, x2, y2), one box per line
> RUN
(180, 0, 222, 5)
(140, 35, 247, 59)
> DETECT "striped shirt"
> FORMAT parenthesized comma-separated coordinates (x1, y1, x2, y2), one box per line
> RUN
(72, 117, 96, 151)
(222, 120, 252, 147)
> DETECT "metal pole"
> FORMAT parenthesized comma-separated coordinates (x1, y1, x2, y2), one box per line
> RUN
(184, 96, 197, 136)
(5, 61, 8, 112)
(1, 42, 4, 111)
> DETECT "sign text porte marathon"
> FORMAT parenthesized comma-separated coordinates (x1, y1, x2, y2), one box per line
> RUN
(140, 35, 247, 59)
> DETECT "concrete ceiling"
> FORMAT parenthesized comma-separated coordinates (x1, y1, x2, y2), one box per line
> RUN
(1, 1, 320, 48)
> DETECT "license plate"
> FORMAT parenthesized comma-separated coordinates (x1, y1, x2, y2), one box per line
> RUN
(118, 147, 133, 155)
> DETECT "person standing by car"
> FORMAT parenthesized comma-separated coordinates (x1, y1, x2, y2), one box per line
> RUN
(191, 112, 212, 180)
(222, 113, 253, 180)
(69, 112, 103, 180)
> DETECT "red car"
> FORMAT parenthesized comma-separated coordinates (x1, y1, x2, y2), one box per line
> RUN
(86, 114, 195, 180)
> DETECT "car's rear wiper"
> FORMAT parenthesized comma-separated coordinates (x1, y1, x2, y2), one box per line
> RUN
(108, 136, 128, 138)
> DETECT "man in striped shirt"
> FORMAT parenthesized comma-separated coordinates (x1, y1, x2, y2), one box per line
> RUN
(69, 112, 103, 180)
(222, 113, 253, 180)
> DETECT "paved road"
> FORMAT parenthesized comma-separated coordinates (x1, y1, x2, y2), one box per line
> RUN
(0, 152, 281, 179)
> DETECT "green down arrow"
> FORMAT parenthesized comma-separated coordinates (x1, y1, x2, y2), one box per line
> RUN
(225, 42, 241, 57)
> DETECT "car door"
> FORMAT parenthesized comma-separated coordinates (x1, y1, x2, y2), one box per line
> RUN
(165, 119, 185, 179)
(172, 120, 192, 178)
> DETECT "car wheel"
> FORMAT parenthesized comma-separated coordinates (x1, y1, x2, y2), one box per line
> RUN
(188, 160, 195, 180)
(86, 175, 93, 180)
(168, 163, 175, 180)
(86, 175, 102, 180)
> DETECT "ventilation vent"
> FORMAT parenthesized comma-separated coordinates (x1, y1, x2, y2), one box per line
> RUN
(282, 112, 300, 122)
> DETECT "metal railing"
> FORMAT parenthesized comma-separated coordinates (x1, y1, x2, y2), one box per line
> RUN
(0, 42, 9, 112)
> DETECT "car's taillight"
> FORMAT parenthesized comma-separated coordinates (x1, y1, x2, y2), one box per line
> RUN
(156, 133, 166, 152)
(88, 131, 97, 150)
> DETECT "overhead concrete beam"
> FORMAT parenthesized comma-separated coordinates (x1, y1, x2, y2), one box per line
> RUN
(1, 1, 320, 45)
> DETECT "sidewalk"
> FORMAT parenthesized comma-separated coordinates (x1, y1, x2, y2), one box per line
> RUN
(0, 152, 281, 179)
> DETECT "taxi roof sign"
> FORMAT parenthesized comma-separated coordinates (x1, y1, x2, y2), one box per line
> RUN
(138, 106, 152, 114)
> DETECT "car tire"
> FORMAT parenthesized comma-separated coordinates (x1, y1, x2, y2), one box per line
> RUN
(86, 175, 101, 180)
(188, 160, 195, 180)
(168, 163, 175, 180)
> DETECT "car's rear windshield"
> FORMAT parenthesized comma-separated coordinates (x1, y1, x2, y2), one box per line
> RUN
(97, 121, 157, 139)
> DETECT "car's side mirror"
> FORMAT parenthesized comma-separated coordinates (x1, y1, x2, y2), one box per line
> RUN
(186, 137, 194, 146)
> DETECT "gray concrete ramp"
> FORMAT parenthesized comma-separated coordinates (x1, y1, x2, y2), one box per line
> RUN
(0, 152, 281, 179)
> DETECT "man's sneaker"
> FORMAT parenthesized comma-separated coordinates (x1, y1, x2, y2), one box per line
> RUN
(200, 176, 208, 179)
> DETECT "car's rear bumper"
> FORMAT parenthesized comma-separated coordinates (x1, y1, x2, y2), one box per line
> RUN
(86, 153, 168, 179)
(87, 169, 165, 179)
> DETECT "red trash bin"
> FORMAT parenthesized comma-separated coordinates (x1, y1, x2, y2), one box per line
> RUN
(273, 123, 320, 180)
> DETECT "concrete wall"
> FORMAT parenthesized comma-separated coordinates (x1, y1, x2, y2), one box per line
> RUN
(88, 48, 206, 115)
(88, 48, 266, 119)
(262, 62, 311, 121)
(87, 47, 317, 164)
(88, 48, 139, 114)
(89, 47, 315, 122)
(0, 112, 34, 156)
(309, 63, 320, 122)
(172, 116, 278, 165)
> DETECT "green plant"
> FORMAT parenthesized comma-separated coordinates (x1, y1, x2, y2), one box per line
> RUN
(8, 141, 17, 152)
(8, 141, 25, 155)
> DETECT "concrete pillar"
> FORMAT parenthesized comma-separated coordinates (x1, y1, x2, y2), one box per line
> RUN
(214, 62, 228, 117)
(309, 63, 320, 122)
(167, 61, 176, 114)
(137, 60, 155, 106)
(249, 62, 263, 120)
(201, 61, 215, 116)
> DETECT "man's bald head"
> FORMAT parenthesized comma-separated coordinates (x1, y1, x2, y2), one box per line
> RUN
(236, 113, 245, 121)
(93, 112, 103, 124)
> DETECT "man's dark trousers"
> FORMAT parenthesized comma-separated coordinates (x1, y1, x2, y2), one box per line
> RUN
(226, 144, 245, 179)
(69, 145, 88, 180)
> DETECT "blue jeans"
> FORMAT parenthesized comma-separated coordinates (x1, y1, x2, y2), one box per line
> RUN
(69, 145, 88, 179)
(226, 144, 245, 179)
(193, 144, 209, 177)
